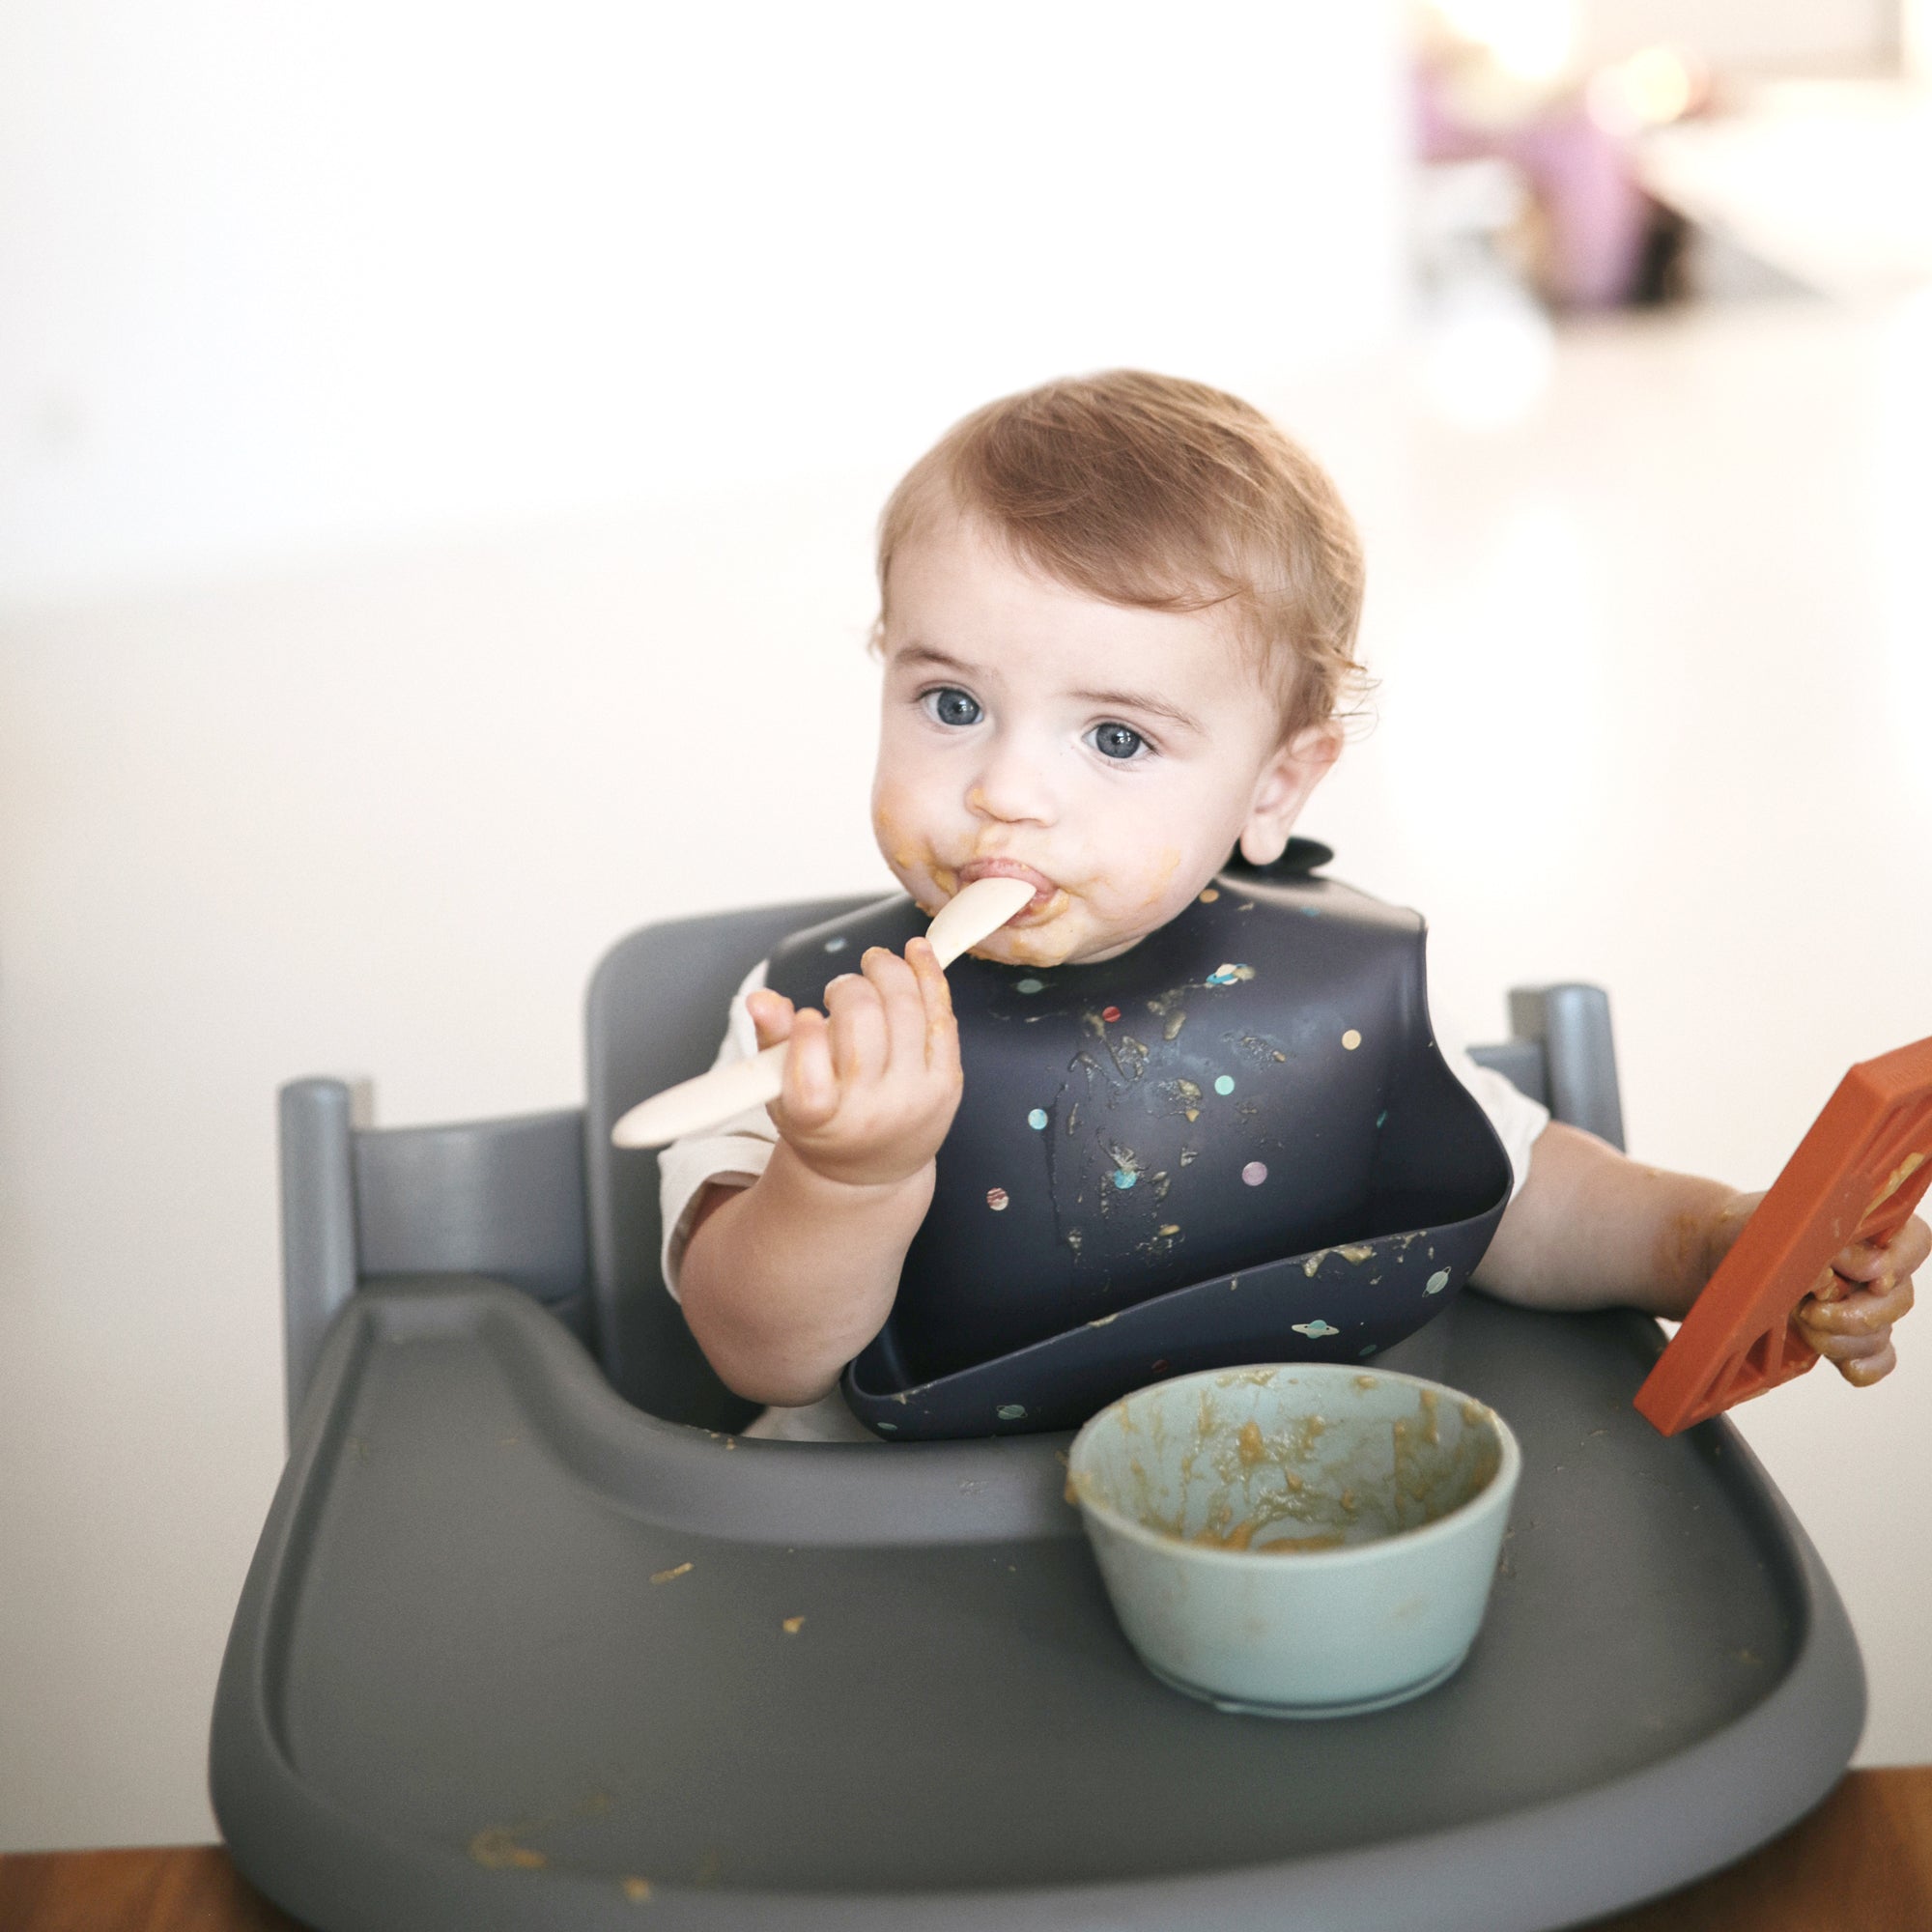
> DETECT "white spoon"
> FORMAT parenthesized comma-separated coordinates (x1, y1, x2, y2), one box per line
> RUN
(610, 874, 1037, 1150)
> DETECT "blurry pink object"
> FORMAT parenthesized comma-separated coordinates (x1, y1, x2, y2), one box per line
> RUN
(1417, 67, 1652, 308)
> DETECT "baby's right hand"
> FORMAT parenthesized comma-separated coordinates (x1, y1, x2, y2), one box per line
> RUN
(746, 938, 963, 1189)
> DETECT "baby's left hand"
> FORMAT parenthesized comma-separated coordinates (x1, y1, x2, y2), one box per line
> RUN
(1710, 1193, 1926, 1386)
(1797, 1212, 1925, 1385)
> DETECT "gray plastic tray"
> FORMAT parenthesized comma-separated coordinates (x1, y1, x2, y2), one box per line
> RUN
(213, 1276, 1862, 1931)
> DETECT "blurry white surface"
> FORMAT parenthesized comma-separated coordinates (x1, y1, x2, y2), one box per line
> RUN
(8, 273, 1932, 1860)
(1570, 0, 1893, 71)
(1424, 0, 1893, 89)
(1432, 0, 1580, 83)
(1638, 80, 1932, 300)
(1416, 276, 1559, 430)
(1409, 158, 1560, 434)
(0, 0, 1405, 606)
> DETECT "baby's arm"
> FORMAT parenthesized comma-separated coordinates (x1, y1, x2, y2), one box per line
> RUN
(677, 940, 962, 1406)
(1476, 1122, 1923, 1384)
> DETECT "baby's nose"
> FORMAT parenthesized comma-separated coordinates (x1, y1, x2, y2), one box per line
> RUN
(967, 749, 1057, 826)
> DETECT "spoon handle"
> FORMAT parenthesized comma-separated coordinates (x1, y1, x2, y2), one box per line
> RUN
(610, 1042, 789, 1150)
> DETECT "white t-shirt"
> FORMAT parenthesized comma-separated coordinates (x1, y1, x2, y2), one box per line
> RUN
(659, 958, 1550, 1442)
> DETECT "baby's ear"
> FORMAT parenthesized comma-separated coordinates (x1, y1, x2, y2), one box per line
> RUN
(1239, 722, 1344, 866)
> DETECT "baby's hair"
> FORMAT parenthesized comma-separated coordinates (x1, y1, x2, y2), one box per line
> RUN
(875, 369, 1370, 737)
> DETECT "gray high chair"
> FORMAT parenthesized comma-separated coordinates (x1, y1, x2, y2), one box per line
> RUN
(213, 898, 1863, 1932)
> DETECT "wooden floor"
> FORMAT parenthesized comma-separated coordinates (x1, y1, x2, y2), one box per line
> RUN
(0, 1842, 300, 1932)
(4, 1768, 1930, 1929)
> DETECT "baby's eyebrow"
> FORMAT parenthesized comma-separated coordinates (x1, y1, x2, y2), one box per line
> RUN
(895, 643, 979, 676)
(1071, 687, 1206, 734)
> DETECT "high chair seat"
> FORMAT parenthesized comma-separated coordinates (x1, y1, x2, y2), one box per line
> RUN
(214, 901, 1861, 1932)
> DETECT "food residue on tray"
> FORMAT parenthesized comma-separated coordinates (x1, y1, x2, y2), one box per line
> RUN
(650, 1561, 694, 1585)
(469, 1827, 547, 1871)
(781, 1615, 806, 1634)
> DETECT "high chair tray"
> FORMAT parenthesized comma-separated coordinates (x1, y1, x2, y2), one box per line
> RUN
(213, 1275, 1861, 1932)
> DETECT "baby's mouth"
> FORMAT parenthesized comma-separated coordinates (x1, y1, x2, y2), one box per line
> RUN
(954, 857, 1063, 919)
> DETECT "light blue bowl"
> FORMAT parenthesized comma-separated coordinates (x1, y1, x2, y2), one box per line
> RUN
(1066, 1363, 1520, 1718)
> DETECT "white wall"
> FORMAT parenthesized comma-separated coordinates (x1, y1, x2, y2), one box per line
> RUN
(0, 0, 1406, 606)
(0, 0, 1411, 1849)
(1575, 0, 1895, 70)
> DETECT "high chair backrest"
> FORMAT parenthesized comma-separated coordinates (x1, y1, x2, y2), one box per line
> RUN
(1468, 984, 1626, 1153)
(279, 901, 1623, 1435)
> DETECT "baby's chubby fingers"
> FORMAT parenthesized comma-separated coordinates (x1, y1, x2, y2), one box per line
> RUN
(859, 944, 931, 1073)
(1801, 1322, 1897, 1385)
(744, 986, 797, 1051)
(1821, 1212, 1929, 1293)
(1901, 1211, 1932, 1278)
(1798, 1268, 1914, 1338)
(1794, 1204, 1922, 1394)
(757, 942, 963, 1188)
(774, 1006, 840, 1129)
(1836, 1342, 1897, 1388)
(1795, 1267, 1913, 1387)
(824, 970, 890, 1084)
(907, 937, 962, 1081)
(748, 985, 839, 1130)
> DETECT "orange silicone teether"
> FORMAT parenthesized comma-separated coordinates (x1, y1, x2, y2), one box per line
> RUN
(1634, 1035, 1932, 1435)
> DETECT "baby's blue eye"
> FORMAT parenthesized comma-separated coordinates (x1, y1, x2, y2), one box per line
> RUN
(925, 687, 983, 728)
(1090, 721, 1146, 761)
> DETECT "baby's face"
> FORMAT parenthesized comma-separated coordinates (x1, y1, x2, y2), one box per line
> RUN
(871, 512, 1338, 967)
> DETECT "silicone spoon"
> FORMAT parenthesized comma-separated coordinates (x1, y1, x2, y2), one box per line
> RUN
(610, 874, 1037, 1150)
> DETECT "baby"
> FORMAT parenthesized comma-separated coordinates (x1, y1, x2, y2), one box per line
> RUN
(662, 371, 1922, 1441)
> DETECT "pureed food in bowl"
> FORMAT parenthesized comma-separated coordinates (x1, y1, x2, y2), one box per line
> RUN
(1066, 1364, 1520, 1717)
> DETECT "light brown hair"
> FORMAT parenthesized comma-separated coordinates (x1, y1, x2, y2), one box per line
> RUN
(876, 370, 1369, 735)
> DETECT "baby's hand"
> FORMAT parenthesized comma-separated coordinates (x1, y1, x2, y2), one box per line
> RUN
(1794, 1209, 1925, 1387)
(1707, 1192, 1924, 1387)
(746, 938, 963, 1190)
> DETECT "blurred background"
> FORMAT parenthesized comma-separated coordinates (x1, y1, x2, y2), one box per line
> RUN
(3, 0, 1929, 1850)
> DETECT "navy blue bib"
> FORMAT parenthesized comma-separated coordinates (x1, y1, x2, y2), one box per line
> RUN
(764, 851, 1512, 1435)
